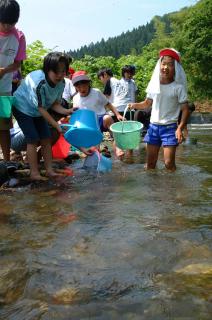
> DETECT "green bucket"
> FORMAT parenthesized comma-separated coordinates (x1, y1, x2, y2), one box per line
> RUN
(110, 120, 143, 150)
(0, 96, 15, 118)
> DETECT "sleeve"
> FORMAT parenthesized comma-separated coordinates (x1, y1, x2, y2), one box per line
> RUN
(146, 92, 154, 100)
(178, 85, 188, 105)
(103, 79, 112, 96)
(36, 81, 46, 108)
(56, 81, 65, 102)
(15, 31, 27, 61)
(99, 90, 109, 106)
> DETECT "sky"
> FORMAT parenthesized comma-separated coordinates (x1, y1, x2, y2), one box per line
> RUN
(17, 0, 197, 52)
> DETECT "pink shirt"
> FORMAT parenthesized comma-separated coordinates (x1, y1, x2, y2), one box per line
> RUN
(0, 27, 26, 93)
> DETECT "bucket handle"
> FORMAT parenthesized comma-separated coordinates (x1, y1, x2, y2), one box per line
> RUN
(121, 105, 132, 132)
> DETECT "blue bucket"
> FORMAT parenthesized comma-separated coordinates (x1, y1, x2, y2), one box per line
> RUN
(62, 109, 103, 148)
(83, 150, 112, 173)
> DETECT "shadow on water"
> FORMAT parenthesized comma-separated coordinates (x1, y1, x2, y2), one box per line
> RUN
(0, 130, 211, 319)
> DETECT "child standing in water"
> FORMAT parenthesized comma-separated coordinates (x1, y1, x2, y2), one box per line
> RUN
(0, 0, 26, 161)
(129, 48, 189, 171)
(13, 52, 72, 180)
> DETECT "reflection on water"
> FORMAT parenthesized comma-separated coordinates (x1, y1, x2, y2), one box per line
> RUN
(0, 130, 211, 319)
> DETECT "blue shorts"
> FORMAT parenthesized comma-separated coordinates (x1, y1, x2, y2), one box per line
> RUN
(144, 123, 178, 146)
(13, 107, 51, 144)
(98, 115, 108, 132)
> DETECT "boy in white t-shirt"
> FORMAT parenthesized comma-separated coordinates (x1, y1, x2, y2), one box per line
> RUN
(128, 48, 189, 171)
(0, 0, 26, 161)
(97, 68, 120, 104)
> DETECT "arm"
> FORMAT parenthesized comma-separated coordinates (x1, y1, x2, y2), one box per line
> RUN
(51, 101, 73, 116)
(0, 61, 21, 79)
(128, 98, 152, 110)
(38, 106, 62, 133)
(175, 102, 190, 144)
(106, 102, 124, 121)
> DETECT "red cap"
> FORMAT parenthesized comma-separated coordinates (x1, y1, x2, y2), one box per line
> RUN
(159, 48, 181, 62)
(72, 71, 90, 85)
(69, 67, 75, 75)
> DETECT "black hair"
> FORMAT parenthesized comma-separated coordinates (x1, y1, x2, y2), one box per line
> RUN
(0, 0, 20, 24)
(97, 68, 113, 79)
(43, 52, 70, 76)
(121, 65, 136, 77)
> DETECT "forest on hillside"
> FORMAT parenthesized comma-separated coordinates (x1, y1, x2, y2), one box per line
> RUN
(68, 15, 171, 59)
(23, 0, 212, 104)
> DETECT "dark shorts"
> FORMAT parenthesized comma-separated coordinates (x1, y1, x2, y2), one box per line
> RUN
(144, 123, 178, 146)
(98, 115, 108, 132)
(13, 107, 51, 144)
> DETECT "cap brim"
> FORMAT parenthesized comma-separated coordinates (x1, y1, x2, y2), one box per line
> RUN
(72, 75, 90, 85)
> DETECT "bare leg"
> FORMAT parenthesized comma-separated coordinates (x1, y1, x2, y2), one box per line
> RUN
(40, 138, 56, 177)
(163, 146, 177, 171)
(105, 115, 125, 160)
(146, 144, 160, 169)
(27, 143, 46, 180)
(103, 114, 113, 130)
(0, 130, 11, 161)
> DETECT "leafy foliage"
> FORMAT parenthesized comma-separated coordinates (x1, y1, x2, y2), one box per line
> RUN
(22, 40, 50, 77)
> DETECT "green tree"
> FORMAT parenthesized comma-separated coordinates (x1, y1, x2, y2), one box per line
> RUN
(22, 40, 50, 76)
(171, 0, 212, 99)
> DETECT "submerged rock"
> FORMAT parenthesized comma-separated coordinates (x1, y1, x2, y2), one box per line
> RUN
(174, 263, 212, 275)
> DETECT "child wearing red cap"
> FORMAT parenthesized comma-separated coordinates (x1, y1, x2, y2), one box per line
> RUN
(128, 48, 190, 171)
(72, 71, 124, 157)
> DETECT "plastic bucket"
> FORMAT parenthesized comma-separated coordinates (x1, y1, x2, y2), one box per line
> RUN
(110, 120, 143, 149)
(83, 150, 112, 173)
(52, 134, 71, 159)
(62, 109, 103, 148)
(0, 96, 15, 118)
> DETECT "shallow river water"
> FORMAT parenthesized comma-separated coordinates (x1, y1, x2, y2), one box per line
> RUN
(0, 129, 211, 319)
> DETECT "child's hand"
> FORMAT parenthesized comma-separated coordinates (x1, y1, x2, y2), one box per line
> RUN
(80, 147, 94, 156)
(127, 103, 134, 110)
(175, 127, 183, 144)
(66, 109, 73, 116)
(56, 124, 63, 134)
(0, 68, 6, 79)
(117, 114, 125, 121)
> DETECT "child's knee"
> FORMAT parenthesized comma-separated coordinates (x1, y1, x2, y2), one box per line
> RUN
(164, 159, 176, 170)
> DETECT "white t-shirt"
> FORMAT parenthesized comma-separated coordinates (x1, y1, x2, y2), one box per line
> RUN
(73, 88, 109, 116)
(108, 77, 121, 103)
(62, 78, 76, 102)
(112, 78, 138, 112)
(0, 27, 26, 93)
(147, 81, 187, 125)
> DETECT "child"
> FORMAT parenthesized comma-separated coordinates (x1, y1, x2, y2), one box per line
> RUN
(97, 67, 120, 103)
(13, 52, 73, 180)
(113, 65, 138, 120)
(0, 0, 26, 161)
(72, 70, 124, 156)
(128, 48, 190, 171)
